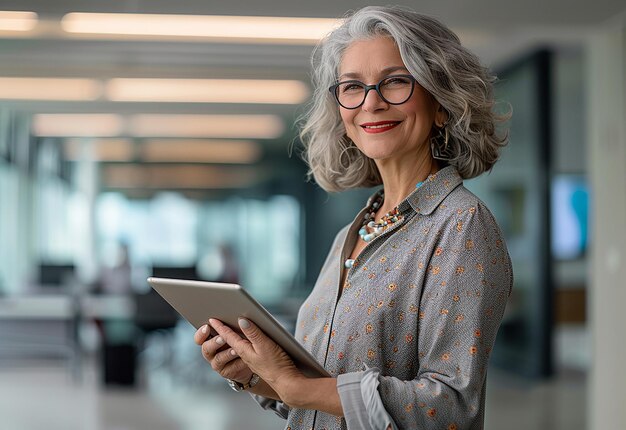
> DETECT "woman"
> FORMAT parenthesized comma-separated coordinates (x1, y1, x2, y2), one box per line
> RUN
(194, 5, 512, 429)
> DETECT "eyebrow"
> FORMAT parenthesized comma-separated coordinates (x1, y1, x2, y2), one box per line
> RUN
(338, 66, 409, 81)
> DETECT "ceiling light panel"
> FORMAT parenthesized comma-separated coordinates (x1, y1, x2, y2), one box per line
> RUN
(0, 11, 38, 32)
(33, 114, 124, 137)
(106, 78, 309, 104)
(103, 165, 260, 189)
(61, 13, 340, 44)
(0, 77, 102, 101)
(141, 139, 262, 164)
(31, 114, 284, 139)
(129, 114, 284, 139)
(64, 138, 134, 162)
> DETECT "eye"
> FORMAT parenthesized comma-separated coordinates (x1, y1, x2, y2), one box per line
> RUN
(382, 76, 413, 87)
(338, 81, 364, 93)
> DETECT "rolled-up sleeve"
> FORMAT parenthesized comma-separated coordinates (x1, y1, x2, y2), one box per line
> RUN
(249, 394, 290, 419)
(338, 368, 398, 430)
(337, 204, 512, 429)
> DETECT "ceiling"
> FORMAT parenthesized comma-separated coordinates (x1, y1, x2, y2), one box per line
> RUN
(1, 0, 623, 95)
(0, 0, 624, 193)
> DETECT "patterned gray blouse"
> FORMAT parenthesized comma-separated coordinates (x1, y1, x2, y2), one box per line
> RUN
(253, 166, 513, 430)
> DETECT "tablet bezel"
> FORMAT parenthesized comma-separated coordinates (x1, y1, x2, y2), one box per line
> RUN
(147, 277, 330, 378)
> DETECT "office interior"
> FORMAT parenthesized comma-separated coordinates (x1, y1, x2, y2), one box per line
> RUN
(0, 1, 625, 429)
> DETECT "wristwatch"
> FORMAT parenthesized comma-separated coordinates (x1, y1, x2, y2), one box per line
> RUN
(227, 373, 260, 392)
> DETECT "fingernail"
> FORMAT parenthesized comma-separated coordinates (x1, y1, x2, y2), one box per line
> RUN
(230, 349, 237, 356)
(238, 318, 250, 329)
(201, 325, 208, 334)
(215, 336, 224, 345)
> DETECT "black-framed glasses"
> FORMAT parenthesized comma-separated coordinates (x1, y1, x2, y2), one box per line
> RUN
(329, 74, 416, 109)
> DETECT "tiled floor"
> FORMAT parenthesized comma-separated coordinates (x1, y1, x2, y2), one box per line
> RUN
(485, 369, 586, 430)
(0, 324, 587, 430)
(0, 360, 586, 430)
(0, 358, 285, 430)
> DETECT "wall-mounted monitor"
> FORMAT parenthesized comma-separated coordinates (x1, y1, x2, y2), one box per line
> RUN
(551, 174, 589, 260)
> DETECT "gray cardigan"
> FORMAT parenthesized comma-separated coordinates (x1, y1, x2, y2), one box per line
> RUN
(253, 166, 513, 429)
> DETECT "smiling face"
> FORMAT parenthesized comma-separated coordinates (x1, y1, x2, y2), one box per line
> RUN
(338, 36, 442, 164)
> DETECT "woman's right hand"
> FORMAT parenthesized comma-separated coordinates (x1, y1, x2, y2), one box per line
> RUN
(194, 323, 254, 384)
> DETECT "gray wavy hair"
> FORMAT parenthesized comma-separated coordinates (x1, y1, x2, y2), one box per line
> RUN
(299, 5, 509, 192)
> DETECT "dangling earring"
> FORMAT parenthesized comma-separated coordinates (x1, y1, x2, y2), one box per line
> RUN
(430, 122, 452, 161)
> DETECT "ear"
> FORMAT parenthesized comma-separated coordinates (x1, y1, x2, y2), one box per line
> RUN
(433, 103, 448, 128)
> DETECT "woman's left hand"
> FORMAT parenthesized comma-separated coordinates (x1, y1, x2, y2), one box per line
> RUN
(208, 317, 304, 398)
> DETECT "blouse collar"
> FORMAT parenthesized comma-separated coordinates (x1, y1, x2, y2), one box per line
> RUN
(365, 165, 463, 217)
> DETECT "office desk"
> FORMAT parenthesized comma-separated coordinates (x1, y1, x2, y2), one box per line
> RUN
(80, 295, 136, 319)
(0, 294, 137, 320)
(0, 295, 79, 380)
(0, 295, 74, 320)
(0, 295, 137, 381)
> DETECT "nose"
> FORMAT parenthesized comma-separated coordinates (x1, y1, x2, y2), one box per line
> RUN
(361, 87, 388, 112)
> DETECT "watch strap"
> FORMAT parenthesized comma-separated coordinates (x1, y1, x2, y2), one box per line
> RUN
(227, 373, 260, 392)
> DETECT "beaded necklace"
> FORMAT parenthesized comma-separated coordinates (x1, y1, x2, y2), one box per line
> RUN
(344, 180, 425, 269)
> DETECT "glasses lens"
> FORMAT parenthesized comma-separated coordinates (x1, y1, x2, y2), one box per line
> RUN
(336, 82, 365, 109)
(379, 76, 414, 104)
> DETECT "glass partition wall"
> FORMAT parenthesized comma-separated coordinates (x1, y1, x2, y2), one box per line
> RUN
(466, 51, 554, 377)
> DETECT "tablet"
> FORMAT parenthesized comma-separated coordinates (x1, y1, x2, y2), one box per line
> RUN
(147, 277, 330, 378)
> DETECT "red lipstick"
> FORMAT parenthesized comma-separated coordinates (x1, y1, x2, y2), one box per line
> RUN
(360, 121, 401, 134)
